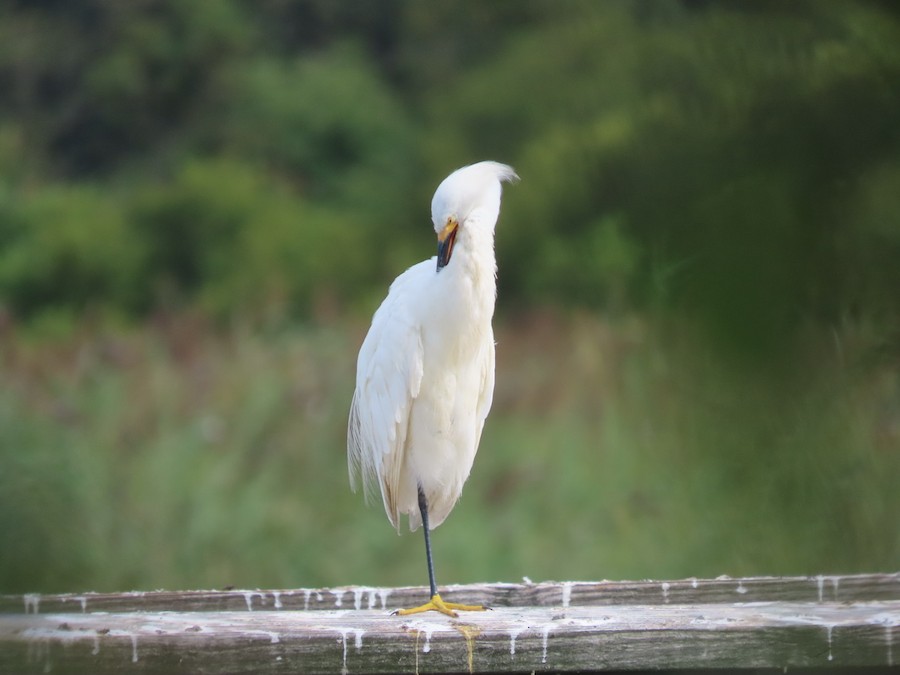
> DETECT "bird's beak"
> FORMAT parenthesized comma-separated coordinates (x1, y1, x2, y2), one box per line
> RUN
(436, 217, 458, 271)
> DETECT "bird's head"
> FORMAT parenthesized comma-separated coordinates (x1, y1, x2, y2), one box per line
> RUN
(431, 161, 519, 271)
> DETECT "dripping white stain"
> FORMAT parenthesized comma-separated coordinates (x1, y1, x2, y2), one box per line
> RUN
(779, 613, 840, 664)
(540, 623, 554, 663)
(23, 594, 40, 614)
(242, 630, 281, 644)
(61, 595, 88, 613)
(339, 631, 349, 675)
(242, 591, 262, 611)
(352, 588, 365, 610)
(336, 627, 365, 675)
(886, 624, 895, 667)
(508, 625, 527, 656)
(404, 620, 448, 655)
(561, 582, 573, 608)
(826, 625, 834, 661)
(815, 575, 841, 603)
(106, 629, 141, 662)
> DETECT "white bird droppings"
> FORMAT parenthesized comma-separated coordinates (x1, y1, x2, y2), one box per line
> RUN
(540, 623, 554, 663)
(24, 594, 40, 614)
(352, 588, 364, 610)
(245, 630, 281, 644)
(333, 590, 346, 608)
(272, 592, 283, 609)
(562, 582, 573, 608)
(339, 631, 349, 675)
(661, 582, 671, 603)
(815, 575, 841, 602)
(303, 589, 312, 610)
(868, 613, 898, 667)
(404, 620, 449, 655)
(887, 626, 894, 666)
(62, 595, 89, 613)
(130, 634, 139, 663)
(376, 588, 391, 610)
(508, 626, 526, 655)
(337, 627, 365, 675)
(242, 592, 261, 611)
(736, 581, 748, 595)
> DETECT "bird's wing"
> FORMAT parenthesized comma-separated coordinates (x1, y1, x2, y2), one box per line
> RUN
(348, 265, 426, 530)
(474, 328, 496, 447)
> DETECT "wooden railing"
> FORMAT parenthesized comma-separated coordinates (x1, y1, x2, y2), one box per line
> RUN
(2, 572, 898, 673)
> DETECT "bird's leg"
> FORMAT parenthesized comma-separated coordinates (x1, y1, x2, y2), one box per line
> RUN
(419, 485, 440, 599)
(393, 486, 485, 618)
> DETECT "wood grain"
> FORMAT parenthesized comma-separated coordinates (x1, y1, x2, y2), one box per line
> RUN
(2, 573, 898, 673)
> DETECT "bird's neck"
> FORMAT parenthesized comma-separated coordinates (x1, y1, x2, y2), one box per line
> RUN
(452, 222, 497, 313)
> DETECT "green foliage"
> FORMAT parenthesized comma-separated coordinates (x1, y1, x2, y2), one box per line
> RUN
(1, 1, 899, 336)
(129, 158, 383, 319)
(0, 185, 143, 317)
(0, 399, 94, 591)
(0, 0, 250, 175)
(212, 47, 416, 203)
(423, 1, 900, 352)
(1, 316, 897, 593)
(1, 0, 899, 593)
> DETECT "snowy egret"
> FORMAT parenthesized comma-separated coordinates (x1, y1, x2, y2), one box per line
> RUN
(348, 161, 518, 617)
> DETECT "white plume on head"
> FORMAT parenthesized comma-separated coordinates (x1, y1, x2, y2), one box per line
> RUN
(431, 161, 519, 232)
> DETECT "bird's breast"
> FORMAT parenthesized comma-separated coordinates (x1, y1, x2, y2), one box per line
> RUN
(438, 244, 495, 311)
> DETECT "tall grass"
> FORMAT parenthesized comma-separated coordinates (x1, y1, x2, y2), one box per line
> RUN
(1, 310, 897, 593)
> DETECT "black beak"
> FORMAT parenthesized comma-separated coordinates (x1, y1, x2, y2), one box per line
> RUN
(436, 223, 458, 271)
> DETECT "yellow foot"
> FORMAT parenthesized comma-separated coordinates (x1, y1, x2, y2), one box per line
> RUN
(393, 593, 486, 618)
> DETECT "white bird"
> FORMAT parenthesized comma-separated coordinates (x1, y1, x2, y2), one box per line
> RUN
(348, 161, 518, 616)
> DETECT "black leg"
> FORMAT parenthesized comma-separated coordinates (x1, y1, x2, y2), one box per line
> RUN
(418, 485, 438, 598)
(392, 486, 485, 616)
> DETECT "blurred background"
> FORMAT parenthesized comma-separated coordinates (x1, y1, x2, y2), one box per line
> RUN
(1, 0, 899, 594)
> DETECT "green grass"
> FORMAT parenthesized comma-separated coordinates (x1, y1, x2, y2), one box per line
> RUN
(1, 311, 898, 594)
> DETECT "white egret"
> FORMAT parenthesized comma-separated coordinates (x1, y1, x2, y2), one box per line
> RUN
(348, 161, 518, 617)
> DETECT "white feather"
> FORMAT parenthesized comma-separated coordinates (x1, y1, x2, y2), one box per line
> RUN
(348, 161, 517, 532)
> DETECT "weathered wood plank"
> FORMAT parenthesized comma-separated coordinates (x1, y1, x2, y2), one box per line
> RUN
(2, 574, 898, 673)
(2, 572, 898, 615)
(2, 601, 898, 673)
